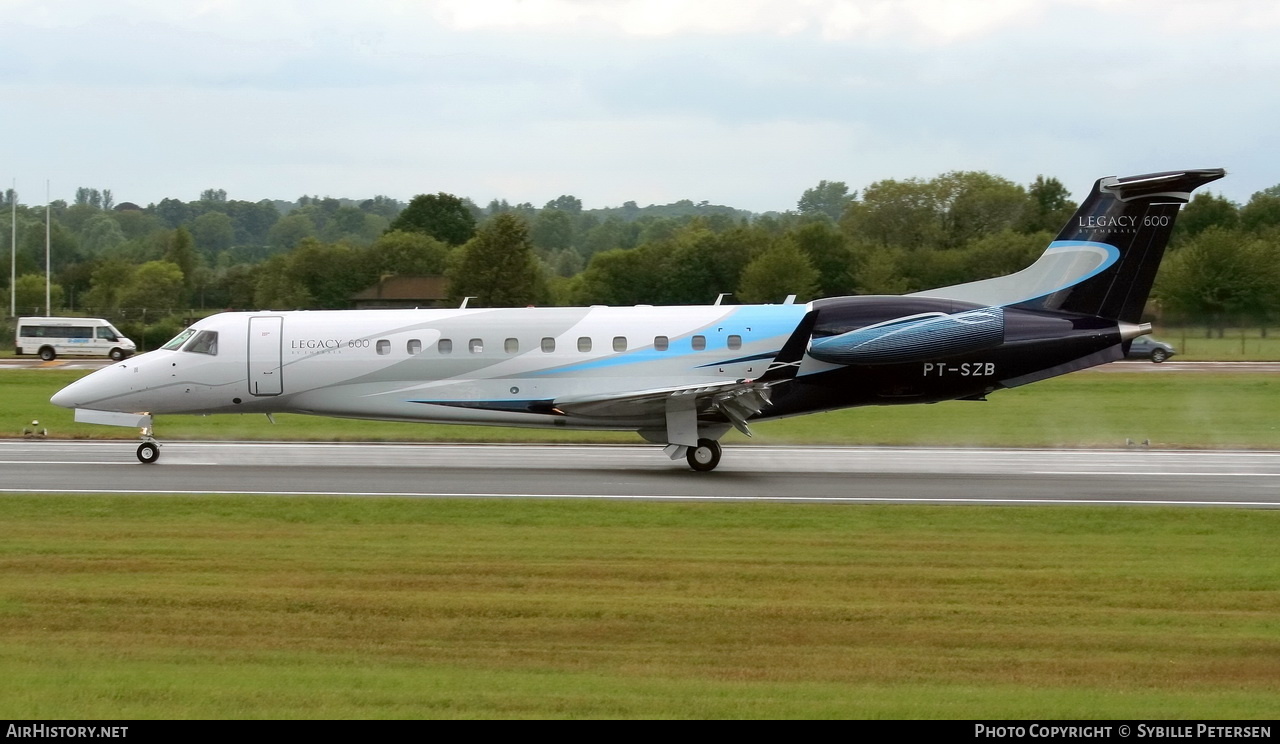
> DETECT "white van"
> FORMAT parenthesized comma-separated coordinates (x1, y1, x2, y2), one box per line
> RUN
(16, 317, 136, 361)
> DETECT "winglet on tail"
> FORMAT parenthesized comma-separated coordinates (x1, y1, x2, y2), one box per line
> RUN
(914, 168, 1225, 322)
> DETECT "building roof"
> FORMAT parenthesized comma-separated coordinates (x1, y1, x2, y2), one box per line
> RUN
(351, 275, 449, 302)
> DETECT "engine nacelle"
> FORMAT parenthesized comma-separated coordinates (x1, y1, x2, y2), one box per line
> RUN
(807, 296, 1005, 365)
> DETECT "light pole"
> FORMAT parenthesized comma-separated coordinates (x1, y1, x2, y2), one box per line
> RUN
(8, 179, 14, 319)
(45, 180, 50, 316)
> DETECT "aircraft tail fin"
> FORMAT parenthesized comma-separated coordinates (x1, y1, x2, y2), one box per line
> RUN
(913, 169, 1225, 322)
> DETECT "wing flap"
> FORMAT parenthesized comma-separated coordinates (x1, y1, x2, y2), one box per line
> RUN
(553, 378, 778, 436)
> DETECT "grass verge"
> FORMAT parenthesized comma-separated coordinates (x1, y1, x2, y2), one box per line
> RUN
(1157, 328, 1280, 361)
(0, 496, 1276, 719)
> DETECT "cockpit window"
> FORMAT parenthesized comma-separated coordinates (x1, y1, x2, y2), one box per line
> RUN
(162, 328, 197, 350)
(183, 331, 218, 356)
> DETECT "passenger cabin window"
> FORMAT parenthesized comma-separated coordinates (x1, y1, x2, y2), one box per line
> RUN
(541, 337, 555, 353)
(505, 338, 519, 354)
(376, 339, 391, 355)
(407, 339, 422, 355)
(438, 339, 453, 354)
(577, 337, 592, 352)
(613, 336, 627, 352)
(162, 329, 197, 350)
(654, 336, 669, 351)
(183, 331, 218, 356)
(728, 334, 742, 350)
(470, 338, 484, 354)
(692, 335, 706, 351)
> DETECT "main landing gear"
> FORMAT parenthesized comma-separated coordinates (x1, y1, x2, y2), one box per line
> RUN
(686, 438, 722, 472)
(137, 427, 161, 464)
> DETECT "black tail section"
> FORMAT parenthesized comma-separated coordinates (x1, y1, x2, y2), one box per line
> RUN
(1035, 169, 1226, 322)
(915, 169, 1225, 323)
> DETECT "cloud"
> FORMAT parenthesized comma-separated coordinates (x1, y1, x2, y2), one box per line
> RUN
(427, 0, 1043, 42)
(1, 0, 1277, 210)
(427, 0, 1280, 40)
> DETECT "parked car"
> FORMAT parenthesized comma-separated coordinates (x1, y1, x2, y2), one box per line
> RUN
(1127, 336, 1175, 363)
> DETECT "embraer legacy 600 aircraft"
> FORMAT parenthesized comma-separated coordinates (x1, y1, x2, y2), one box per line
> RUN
(52, 169, 1224, 470)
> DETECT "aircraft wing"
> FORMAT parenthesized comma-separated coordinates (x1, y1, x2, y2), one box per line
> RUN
(551, 308, 816, 438)
(551, 378, 781, 437)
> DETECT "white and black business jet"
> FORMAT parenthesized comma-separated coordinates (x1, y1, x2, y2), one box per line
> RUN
(52, 169, 1224, 470)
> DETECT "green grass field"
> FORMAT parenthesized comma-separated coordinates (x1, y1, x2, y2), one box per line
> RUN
(0, 496, 1276, 719)
(5, 368, 1279, 448)
(1158, 327, 1280, 361)
(3, 365, 1279, 718)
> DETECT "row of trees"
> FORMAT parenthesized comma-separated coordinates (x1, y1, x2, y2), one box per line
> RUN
(1156, 189, 1280, 331)
(3, 174, 1279, 341)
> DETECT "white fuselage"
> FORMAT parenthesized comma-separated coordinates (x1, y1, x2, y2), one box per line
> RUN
(51, 305, 811, 430)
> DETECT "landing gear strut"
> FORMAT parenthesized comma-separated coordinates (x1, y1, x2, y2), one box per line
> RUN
(686, 438, 722, 472)
(137, 428, 160, 464)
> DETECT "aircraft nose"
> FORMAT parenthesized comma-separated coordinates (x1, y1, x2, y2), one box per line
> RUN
(50, 365, 133, 410)
(50, 375, 91, 409)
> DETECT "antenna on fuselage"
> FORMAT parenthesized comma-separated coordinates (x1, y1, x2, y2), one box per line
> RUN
(714, 293, 732, 306)
(459, 296, 476, 309)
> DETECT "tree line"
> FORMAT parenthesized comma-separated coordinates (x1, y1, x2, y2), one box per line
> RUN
(2, 172, 1278, 348)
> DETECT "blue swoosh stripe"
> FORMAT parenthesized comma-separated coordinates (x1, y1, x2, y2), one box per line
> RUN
(1013, 240, 1120, 305)
(532, 305, 807, 376)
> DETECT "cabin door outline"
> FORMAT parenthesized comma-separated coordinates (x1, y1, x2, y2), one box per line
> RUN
(248, 315, 283, 396)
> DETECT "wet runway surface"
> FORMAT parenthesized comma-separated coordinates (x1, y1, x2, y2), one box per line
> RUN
(2, 440, 1277, 508)
(1089, 360, 1280, 373)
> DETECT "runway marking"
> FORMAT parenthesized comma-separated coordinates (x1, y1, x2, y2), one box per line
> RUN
(0, 460, 135, 466)
(3, 460, 1273, 477)
(2, 460, 1273, 477)
(0, 460, 219, 466)
(1032, 471, 1278, 478)
(0, 487, 1277, 508)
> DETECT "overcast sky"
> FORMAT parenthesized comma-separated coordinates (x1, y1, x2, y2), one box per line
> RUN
(3, 0, 1277, 213)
